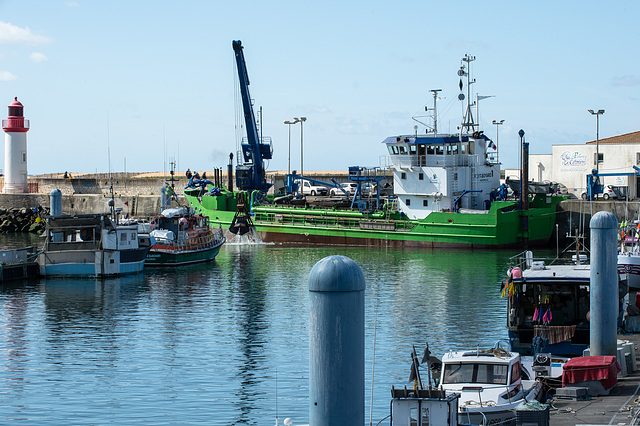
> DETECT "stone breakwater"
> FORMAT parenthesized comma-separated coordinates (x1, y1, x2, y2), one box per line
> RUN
(0, 207, 48, 233)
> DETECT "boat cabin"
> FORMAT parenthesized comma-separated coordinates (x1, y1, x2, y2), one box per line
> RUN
(383, 134, 499, 219)
(507, 261, 592, 356)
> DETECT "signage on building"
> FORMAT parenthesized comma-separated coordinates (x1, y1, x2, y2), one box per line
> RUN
(559, 150, 588, 172)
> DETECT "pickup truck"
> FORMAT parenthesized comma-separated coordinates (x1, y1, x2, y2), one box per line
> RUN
(300, 181, 328, 196)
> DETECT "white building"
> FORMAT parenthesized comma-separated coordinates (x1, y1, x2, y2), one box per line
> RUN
(520, 131, 640, 199)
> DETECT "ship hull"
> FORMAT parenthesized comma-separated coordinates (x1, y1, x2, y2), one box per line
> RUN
(185, 190, 562, 248)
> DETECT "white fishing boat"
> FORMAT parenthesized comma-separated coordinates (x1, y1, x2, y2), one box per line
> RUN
(439, 347, 542, 425)
(618, 231, 640, 289)
(38, 213, 155, 277)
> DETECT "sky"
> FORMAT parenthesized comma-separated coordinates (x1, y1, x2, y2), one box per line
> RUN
(0, 0, 638, 176)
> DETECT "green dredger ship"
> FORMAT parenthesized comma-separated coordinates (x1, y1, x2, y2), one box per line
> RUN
(184, 42, 563, 249)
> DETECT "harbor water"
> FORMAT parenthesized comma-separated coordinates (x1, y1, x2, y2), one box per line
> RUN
(0, 233, 515, 425)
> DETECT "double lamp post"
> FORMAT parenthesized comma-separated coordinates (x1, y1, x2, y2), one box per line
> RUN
(284, 117, 307, 175)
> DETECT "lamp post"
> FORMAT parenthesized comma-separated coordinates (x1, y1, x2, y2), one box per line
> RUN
(294, 116, 307, 176)
(284, 119, 298, 174)
(588, 109, 605, 174)
(492, 119, 504, 164)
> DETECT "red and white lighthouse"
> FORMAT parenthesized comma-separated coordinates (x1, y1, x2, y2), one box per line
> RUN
(2, 97, 30, 193)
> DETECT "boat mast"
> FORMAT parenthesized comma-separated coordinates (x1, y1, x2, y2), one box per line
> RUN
(429, 89, 441, 135)
(459, 54, 477, 135)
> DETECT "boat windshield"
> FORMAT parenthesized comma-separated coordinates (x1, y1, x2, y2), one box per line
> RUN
(442, 362, 508, 385)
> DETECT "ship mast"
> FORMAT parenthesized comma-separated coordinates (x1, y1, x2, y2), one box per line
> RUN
(429, 89, 441, 135)
(458, 54, 477, 135)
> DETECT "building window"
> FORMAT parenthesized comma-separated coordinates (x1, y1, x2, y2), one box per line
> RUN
(121, 233, 127, 242)
(423, 200, 428, 207)
(636, 153, 640, 165)
(401, 172, 407, 180)
(419, 173, 424, 180)
(594, 152, 603, 165)
(22, 152, 26, 162)
(406, 199, 411, 206)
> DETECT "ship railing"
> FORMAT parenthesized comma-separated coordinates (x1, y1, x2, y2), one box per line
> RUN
(155, 229, 223, 252)
(255, 211, 416, 231)
(381, 154, 479, 169)
(508, 250, 580, 271)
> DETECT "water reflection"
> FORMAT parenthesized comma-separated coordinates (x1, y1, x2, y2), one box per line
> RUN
(0, 241, 514, 425)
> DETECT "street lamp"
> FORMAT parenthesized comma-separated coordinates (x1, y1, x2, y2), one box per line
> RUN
(492, 119, 504, 164)
(294, 116, 307, 176)
(284, 119, 298, 174)
(588, 109, 605, 174)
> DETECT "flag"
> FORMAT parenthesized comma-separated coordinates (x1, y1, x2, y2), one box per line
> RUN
(124, 201, 129, 206)
(488, 140, 497, 150)
(533, 306, 540, 321)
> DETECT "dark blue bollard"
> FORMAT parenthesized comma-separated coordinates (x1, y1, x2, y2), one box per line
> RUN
(309, 255, 365, 426)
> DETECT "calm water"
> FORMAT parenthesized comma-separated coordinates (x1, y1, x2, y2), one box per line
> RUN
(0, 233, 515, 425)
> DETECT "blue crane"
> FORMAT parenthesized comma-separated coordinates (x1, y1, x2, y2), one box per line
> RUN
(232, 40, 272, 192)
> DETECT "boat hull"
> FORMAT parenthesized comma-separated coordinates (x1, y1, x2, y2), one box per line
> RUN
(618, 252, 640, 289)
(38, 247, 150, 277)
(185, 190, 562, 248)
(146, 242, 223, 266)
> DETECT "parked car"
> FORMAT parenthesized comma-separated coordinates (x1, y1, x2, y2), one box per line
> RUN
(330, 182, 357, 196)
(300, 181, 328, 196)
(580, 185, 620, 200)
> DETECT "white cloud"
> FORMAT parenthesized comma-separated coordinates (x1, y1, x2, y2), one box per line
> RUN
(0, 21, 51, 46)
(64, 1, 80, 7)
(0, 71, 17, 81)
(612, 75, 640, 87)
(30, 52, 48, 63)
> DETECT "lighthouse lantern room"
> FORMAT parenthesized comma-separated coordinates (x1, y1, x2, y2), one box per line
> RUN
(2, 97, 30, 193)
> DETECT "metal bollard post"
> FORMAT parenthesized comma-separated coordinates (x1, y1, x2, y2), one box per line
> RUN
(309, 255, 365, 426)
(590, 210, 618, 356)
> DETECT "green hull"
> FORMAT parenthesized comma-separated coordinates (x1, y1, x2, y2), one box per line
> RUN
(185, 189, 562, 248)
(146, 243, 223, 266)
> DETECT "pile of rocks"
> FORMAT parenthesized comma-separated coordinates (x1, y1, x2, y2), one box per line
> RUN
(0, 207, 48, 233)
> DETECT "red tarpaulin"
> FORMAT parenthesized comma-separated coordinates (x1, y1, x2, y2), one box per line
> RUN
(562, 356, 621, 389)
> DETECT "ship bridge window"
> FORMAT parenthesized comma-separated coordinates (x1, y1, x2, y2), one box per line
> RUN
(398, 145, 407, 154)
(447, 144, 459, 155)
(389, 146, 399, 155)
(427, 145, 435, 155)
(409, 145, 417, 155)
(435, 145, 444, 155)
(418, 144, 426, 155)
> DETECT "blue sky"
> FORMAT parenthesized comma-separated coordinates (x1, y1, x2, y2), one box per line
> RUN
(0, 1, 638, 176)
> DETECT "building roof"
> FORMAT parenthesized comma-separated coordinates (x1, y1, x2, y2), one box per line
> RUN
(586, 130, 640, 145)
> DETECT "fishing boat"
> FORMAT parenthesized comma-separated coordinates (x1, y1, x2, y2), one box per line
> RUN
(617, 221, 640, 289)
(503, 249, 633, 356)
(439, 347, 542, 426)
(146, 207, 225, 266)
(38, 213, 154, 277)
(184, 42, 564, 248)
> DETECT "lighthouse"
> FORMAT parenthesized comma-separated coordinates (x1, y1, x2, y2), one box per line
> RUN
(2, 97, 30, 193)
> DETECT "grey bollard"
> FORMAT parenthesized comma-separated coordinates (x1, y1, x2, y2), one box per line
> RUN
(49, 189, 62, 242)
(590, 210, 618, 356)
(309, 255, 365, 426)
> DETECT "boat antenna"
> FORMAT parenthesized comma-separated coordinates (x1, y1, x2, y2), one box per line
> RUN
(107, 113, 115, 219)
(412, 89, 442, 134)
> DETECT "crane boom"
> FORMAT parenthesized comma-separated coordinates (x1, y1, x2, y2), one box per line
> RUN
(232, 40, 272, 192)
